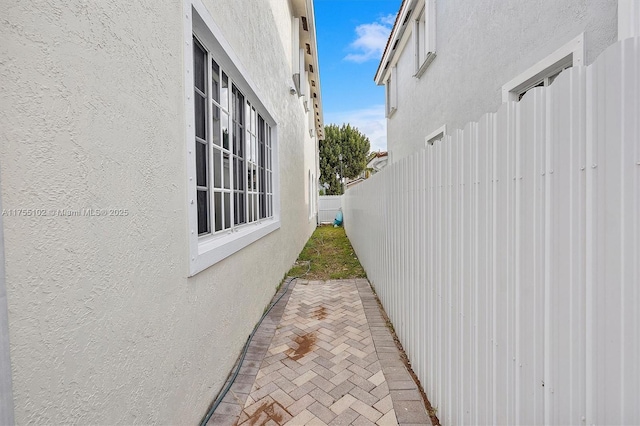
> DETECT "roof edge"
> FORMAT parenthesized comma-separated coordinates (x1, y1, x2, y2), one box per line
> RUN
(374, 0, 415, 85)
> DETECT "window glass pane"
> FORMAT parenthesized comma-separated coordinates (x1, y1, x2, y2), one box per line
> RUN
(251, 166, 258, 192)
(213, 148, 222, 188)
(214, 192, 222, 231)
(234, 122, 243, 157)
(212, 105, 221, 146)
(232, 88, 244, 157)
(257, 116, 264, 162)
(221, 111, 230, 150)
(259, 166, 265, 194)
(223, 153, 231, 189)
(259, 136, 265, 168)
(260, 193, 266, 219)
(224, 193, 231, 229)
(245, 102, 251, 132)
(211, 63, 219, 105)
(233, 158, 239, 190)
(259, 166, 266, 219)
(236, 158, 245, 190)
(220, 72, 229, 111)
(251, 108, 256, 132)
(267, 147, 271, 170)
(234, 192, 245, 225)
(197, 190, 209, 235)
(253, 194, 258, 220)
(196, 141, 207, 187)
(252, 166, 258, 191)
(247, 164, 252, 193)
(195, 94, 206, 139)
(193, 39, 206, 93)
(247, 135, 252, 163)
(233, 86, 244, 125)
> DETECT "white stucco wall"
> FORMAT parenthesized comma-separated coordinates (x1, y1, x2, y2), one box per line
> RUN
(0, 0, 318, 423)
(386, 0, 618, 161)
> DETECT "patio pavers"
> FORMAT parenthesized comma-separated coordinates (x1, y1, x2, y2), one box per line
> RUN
(208, 278, 431, 426)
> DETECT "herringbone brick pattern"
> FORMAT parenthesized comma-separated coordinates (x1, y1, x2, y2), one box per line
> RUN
(239, 279, 394, 426)
(209, 279, 430, 426)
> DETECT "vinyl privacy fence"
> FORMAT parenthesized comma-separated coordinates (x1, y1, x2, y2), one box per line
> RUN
(343, 37, 639, 425)
(318, 195, 342, 224)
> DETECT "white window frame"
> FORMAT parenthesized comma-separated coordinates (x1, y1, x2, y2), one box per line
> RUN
(425, 124, 446, 146)
(184, 0, 281, 276)
(386, 65, 398, 117)
(413, 0, 436, 78)
(501, 33, 584, 102)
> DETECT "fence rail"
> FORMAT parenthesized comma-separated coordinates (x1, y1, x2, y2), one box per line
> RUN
(343, 37, 640, 425)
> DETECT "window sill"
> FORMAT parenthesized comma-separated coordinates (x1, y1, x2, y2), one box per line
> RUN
(414, 52, 436, 78)
(189, 218, 280, 276)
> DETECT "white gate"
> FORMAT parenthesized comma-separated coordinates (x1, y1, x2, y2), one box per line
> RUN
(318, 195, 342, 224)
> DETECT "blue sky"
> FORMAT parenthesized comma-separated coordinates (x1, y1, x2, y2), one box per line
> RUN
(314, 0, 402, 152)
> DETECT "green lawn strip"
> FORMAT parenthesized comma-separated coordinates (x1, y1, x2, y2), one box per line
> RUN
(288, 225, 366, 280)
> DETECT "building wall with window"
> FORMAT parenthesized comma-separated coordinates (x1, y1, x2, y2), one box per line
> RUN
(377, 0, 617, 162)
(0, 0, 321, 423)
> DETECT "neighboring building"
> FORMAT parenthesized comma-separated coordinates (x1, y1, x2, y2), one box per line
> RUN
(376, 0, 633, 162)
(344, 151, 388, 190)
(366, 151, 389, 175)
(345, 177, 366, 189)
(0, 0, 323, 423)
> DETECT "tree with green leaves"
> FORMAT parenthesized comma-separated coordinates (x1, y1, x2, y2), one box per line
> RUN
(319, 124, 370, 195)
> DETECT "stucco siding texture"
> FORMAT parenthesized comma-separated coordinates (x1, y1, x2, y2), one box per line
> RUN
(388, 0, 617, 162)
(0, 0, 316, 424)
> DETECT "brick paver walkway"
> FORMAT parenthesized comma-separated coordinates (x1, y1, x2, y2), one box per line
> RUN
(208, 279, 431, 426)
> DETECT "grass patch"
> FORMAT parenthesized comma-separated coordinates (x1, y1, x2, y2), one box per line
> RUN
(287, 225, 366, 280)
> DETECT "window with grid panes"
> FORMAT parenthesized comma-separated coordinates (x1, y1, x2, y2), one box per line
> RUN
(193, 36, 273, 237)
(412, 0, 436, 78)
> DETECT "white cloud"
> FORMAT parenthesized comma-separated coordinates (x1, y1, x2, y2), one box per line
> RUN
(344, 15, 395, 63)
(379, 14, 397, 26)
(325, 105, 387, 153)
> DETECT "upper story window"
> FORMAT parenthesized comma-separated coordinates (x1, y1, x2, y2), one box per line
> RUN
(425, 125, 447, 146)
(193, 37, 273, 237)
(414, 0, 436, 78)
(186, 5, 281, 276)
(386, 65, 398, 117)
(501, 33, 584, 102)
(515, 63, 571, 101)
